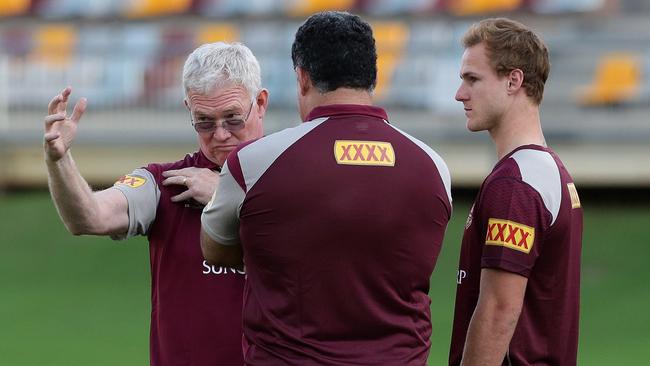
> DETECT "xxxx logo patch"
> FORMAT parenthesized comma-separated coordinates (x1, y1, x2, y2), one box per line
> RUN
(334, 140, 395, 167)
(485, 218, 535, 254)
(114, 175, 146, 188)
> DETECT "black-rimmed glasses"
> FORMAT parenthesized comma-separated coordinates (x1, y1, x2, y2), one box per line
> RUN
(190, 99, 255, 134)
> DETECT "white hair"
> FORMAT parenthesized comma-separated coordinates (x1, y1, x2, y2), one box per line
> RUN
(182, 42, 261, 100)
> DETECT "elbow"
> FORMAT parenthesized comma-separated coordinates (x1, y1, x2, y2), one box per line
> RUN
(200, 232, 243, 269)
(70, 228, 84, 236)
(487, 295, 522, 315)
(64, 222, 87, 236)
(200, 243, 232, 268)
(493, 302, 523, 328)
(478, 298, 524, 332)
(201, 248, 221, 266)
(202, 248, 239, 269)
(63, 220, 104, 236)
(498, 302, 522, 316)
(482, 295, 523, 318)
(200, 235, 221, 266)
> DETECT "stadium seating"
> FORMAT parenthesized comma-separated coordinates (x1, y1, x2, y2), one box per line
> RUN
(576, 53, 643, 106)
(0, 28, 31, 57)
(446, 0, 522, 16)
(196, 24, 240, 45)
(0, 0, 614, 18)
(124, 0, 192, 18)
(530, 0, 605, 14)
(195, 0, 281, 17)
(286, 0, 356, 17)
(373, 21, 409, 100)
(30, 24, 76, 65)
(2, 0, 650, 194)
(0, 0, 30, 17)
(41, 0, 124, 18)
(358, 0, 441, 16)
(0, 1, 648, 113)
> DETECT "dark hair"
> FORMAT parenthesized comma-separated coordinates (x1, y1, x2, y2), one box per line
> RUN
(462, 18, 550, 105)
(291, 11, 377, 93)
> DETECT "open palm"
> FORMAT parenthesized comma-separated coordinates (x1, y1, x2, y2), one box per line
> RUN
(44, 87, 87, 161)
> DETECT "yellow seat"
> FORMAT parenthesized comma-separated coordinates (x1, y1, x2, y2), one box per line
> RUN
(577, 53, 642, 106)
(448, 0, 522, 16)
(196, 24, 239, 45)
(287, 0, 355, 17)
(30, 25, 77, 67)
(125, 0, 192, 18)
(372, 21, 409, 100)
(0, 0, 31, 16)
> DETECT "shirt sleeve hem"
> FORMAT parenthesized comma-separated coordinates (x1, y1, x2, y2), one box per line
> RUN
(109, 186, 138, 240)
(481, 257, 532, 278)
(200, 215, 240, 246)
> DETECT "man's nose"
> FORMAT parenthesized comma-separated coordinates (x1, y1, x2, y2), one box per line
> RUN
(212, 126, 232, 140)
(455, 85, 467, 102)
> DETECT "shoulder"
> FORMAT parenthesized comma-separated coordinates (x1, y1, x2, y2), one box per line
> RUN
(385, 123, 452, 203)
(145, 152, 200, 180)
(490, 148, 562, 225)
(227, 118, 328, 168)
(385, 124, 449, 171)
(225, 117, 329, 192)
(238, 118, 329, 158)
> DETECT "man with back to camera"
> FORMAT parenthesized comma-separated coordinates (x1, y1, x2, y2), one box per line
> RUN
(201, 11, 452, 365)
(449, 18, 583, 366)
(43, 42, 268, 366)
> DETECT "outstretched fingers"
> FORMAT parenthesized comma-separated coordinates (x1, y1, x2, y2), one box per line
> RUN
(58, 87, 72, 114)
(47, 94, 63, 115)
(70, 97, 87, 124)
(47, 87, 72, 115)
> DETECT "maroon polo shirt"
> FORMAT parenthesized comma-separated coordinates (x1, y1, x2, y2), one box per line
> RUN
(449, 145, 583, 366)
(146, 151, 245, 366)
(202, 104, 452, 365)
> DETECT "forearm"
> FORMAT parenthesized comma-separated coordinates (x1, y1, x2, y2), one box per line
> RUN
(46, 152, 107, 235)
(461, 268, 527, 366)
(460, 300, 520, 365)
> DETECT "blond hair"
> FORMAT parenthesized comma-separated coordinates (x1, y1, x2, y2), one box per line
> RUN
(462, 18, 550, 105)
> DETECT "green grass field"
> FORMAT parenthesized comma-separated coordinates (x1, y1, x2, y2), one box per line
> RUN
(1, 192, 649, 365)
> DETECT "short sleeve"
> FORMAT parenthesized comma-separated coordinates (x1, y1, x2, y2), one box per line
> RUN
(479, 177, 551, 277)
(110, 168, 160, 240)
(201, 161, 246, 246)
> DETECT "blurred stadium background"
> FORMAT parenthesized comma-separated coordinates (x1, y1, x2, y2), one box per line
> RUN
(0, 0, 649, 365)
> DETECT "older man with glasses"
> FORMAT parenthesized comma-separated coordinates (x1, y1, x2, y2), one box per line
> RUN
(43, 42, 268, 366)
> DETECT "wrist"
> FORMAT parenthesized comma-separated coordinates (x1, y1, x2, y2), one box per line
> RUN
(45, 150, 71, 166)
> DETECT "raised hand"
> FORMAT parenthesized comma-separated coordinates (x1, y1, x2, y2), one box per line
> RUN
(44, 87, 87, 162)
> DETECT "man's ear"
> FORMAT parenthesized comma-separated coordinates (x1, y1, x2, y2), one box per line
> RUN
(255, 88, 269, 117)
(184, 99, 190, 110)
(507, 69, 524, 93)
(296, 67, 312, 96)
